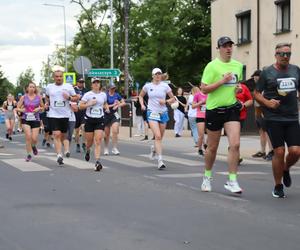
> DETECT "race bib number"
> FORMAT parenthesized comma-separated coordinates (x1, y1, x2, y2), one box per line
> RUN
(91, 107, 103, 116)
(149, 112, 161, 121)
(200, 105, 206, 112)
(54, 101, 65, 107)
(277, 78, 296, 96)
(25, 112, 36, 121)
(7, 106, 13, 111)
(114, 112, 120, 119)
(224, 74, 238, 87)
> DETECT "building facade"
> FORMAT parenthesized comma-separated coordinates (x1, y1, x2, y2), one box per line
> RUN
(211, 0, 299, 79)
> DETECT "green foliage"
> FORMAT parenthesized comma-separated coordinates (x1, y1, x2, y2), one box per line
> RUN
(0, 66, 15, 104)
(15, 68, 35, 95)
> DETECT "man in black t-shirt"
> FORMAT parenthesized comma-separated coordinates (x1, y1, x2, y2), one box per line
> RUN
(254, 43, 300, 198)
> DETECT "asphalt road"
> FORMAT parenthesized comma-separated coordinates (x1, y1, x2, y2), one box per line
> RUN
(0, 127, 300, 250)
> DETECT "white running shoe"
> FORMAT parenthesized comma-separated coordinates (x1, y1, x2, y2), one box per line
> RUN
(111, 147, 120, 155)
(149, 145, 156, 160)
(104, 147, 109, 155)
(201, 176, 212, 192)
(224, 180, 243, 194)
(158, 160, 166, 170)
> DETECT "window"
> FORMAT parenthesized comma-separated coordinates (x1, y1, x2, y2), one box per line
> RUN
(275, 0, 290, 33)
(236, 10, 251, 45)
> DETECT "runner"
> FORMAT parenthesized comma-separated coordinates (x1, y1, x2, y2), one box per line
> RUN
(2, 93, 17, 140)
(200, 36, 243, 193)
(79, 77, 108, 171)
(173, 87, 187, 137)
(139, 68, 176, 170)
(45, 67, 78, 165)
(40, 92, 52, 148)
(254, 43, 300, 198)
(192, 86, 207, 156)
(187, 86, 200, 147)
(103, 82, 126, 155)
(16, 82, 44, 161)
(74, 78, 87, 153)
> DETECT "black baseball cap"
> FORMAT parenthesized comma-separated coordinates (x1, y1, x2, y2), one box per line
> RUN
(251, 70, 262, 77)
(217, 36, 234, 47)
(77, 78, 85, 82)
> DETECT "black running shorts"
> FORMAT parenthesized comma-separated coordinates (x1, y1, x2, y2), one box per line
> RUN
(84, 117, 105, 132)
(49, 118, 69, 133)
(265, 120, 300, 149)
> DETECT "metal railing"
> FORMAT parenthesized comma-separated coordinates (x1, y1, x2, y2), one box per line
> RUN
(119, 99, 133, 138)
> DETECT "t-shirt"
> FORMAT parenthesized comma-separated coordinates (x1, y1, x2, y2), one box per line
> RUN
(142, 82, 172, 113)
(256, 64, 300, 121)
(176, 95, 187, 114)
(81, 91, 107, 118)
(106, 92, 122, 113)
(193, 92, 207, 118)
(187, 94, 197, 118)
(201, 57, 243, 110)
(236, 83, 252, 120)
(74, 86, 88, 100)
(46, 83, 76, 118)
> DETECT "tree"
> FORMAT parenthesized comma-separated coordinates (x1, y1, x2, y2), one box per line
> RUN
(0, 66, 15, 104)
(15, 68, 35, 95)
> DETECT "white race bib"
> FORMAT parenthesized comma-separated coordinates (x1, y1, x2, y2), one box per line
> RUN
(114, 112, 120, 119)
(149, 112, 160, 121)
(26, 112, 36, 121)
(277, 78, 296, 96)
(200, 105, 206, 112)
(224, 74, 238, 87)
(91, 107, 103, 116)
(54, 101, 65, 107)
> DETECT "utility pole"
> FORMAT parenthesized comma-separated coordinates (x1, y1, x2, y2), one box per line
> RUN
(110, 0, 114, 84)
(124, 0, 129, 98)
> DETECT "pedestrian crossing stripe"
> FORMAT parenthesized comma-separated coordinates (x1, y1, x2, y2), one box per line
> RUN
(156, 173, 203, 178)
(216, 171, 267, 175)
(102, 155, 155, 168)
(1, 159, 51, 172)
(0, 153, 14, 156)
(139, 154, 202, 166)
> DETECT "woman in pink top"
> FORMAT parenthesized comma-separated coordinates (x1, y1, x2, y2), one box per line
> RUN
(192, 88, 207, 156)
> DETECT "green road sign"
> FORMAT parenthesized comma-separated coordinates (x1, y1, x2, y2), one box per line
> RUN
(88, 68, 121, 78)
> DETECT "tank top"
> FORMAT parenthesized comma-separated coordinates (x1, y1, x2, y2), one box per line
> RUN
(22, 95, 41, 121)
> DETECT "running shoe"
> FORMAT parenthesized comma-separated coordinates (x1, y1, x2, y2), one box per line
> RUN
(65, 152, 71, 158)
(264, 151, 274, 161)
(149, 145, 156, 160)
(6, 133, 9, 139)
(95, 161, 103, 172)
(175, 134, 181, 137)
(283, 170, 291, 187)
(238, 158, 243, 165)
(32, 146, 38, 155)
(25, 154, 32, 162)
(224, 180, 243, 194)
(76, 144, 81, 153)
(272, 184, 285, 198)
(111, 147, 120, 155)
(198, 149, 204, 156)
(103, 147, 109, 155)
(8, 136, 12, 141)
(85, 150, 90, 162)
(158, 160, 166, 170)
(201, 176, 212, 192)
(57, 156, 64, 166)
(141, 136, 148, 141)
(252, 151, 266, 158)
(46, 142, 51, 148)
(42, 139, 46, 147)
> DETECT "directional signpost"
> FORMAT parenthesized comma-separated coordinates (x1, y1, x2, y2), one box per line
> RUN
(88, 68, 121, 78)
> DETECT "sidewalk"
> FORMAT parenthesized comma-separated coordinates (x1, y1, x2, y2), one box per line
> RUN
(118, 126, 266, 161)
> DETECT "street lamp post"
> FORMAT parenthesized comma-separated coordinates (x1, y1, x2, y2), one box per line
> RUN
(43, 3, 68, 71)
(109, 0, 114, 84)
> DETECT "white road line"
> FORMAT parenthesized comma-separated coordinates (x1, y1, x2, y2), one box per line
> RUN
(143, 175, 158, 180)
(10, 141, 19, 144)
(156, 173, 203, 178)
(42, 156, 108, 170)
(217, 171, 268, 175)
(102, 155, 155, 168)
(0, 153, 14, 156)
(1, 159, 51, 172)
(139, 154, 202, 166)
(43, 152, 57, 156)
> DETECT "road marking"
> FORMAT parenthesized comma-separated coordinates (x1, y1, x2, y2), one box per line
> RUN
(10, 141, 19, 144)
(42, 156, 108, 170)
(156, 173, 203, 178)
(1, 159, 51, 172)
(139, 154, 202, 166)
(143, 175, 158, 180)
(217, 171, 267, 175)
(103, 155, 155, 168)
(43, 152, 57, 156)
(0, 153, 14, 156)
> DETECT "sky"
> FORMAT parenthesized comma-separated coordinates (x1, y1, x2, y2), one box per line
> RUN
(0, 0, 82, 85)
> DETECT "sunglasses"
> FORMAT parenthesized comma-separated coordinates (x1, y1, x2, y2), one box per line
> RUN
(276, 52, 291, 57)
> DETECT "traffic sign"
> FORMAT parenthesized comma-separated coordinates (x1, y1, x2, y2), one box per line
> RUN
(73, 56, 92, 75)
(63, 72, 76, 85)
(88, 68, 121, 78)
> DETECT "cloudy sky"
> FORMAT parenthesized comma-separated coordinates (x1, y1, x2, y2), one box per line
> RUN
(0, 0, 82, 85)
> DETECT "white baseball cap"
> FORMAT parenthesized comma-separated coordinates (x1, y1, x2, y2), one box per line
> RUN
(152, 68, 162, 75)
(52, 65, 65, 73)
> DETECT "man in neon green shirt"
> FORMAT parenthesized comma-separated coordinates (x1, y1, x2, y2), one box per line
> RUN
(200, 36, 244, 194)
